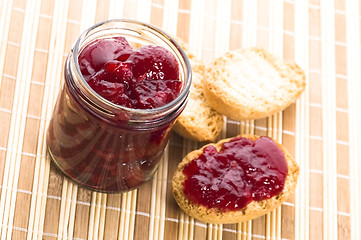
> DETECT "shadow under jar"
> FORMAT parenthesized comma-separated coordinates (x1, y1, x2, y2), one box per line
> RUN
(47, 19, 191, 193)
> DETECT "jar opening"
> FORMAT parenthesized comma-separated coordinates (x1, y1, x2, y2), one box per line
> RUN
(67, 19, 191, 126)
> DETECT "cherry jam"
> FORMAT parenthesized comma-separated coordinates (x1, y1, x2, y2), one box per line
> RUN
(47, 20, 191, 192)
(79, 37, 182, 109)
(182, 137, 288, 211)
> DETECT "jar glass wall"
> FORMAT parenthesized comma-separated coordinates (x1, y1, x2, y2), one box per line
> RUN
(47, 19, 191, 193)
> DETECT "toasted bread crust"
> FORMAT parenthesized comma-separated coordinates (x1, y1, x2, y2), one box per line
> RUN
(172, 134, 299, 224)
(203, 47, 306, 121)
(173, 39, 224, 142)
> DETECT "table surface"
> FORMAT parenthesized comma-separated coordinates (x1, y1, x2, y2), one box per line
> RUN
(0, 0, 361, 239)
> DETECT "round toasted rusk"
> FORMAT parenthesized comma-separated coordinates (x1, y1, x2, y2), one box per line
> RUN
(203, 47, 305, 121)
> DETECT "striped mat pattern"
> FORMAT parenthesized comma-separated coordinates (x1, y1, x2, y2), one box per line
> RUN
(0, 0, 360, 239)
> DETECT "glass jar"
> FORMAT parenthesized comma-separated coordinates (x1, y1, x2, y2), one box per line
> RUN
(47, 19, 191, 193)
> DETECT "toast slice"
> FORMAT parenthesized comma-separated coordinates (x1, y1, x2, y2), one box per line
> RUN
(203, 47, 305, 121)
(172, 134, 299, 224)
(173, 39, 224, 142)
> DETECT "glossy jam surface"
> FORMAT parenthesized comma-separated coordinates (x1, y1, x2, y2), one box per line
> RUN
(47, 35, 183, 192)
(182, 137, 288, 211)
(78, 37, 181, 109)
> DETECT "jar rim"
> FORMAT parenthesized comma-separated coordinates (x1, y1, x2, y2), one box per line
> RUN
(70, 18, 192, 121)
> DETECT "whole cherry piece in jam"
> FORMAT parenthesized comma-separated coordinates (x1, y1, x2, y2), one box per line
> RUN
(182, 137, 288, 211)
(127, 45, 180, 81)
(79, 37, 134, 78)
(78, 37, 181, 109)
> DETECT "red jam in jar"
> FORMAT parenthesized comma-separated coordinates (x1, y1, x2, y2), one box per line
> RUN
(182, 137, 288, 211)
(78, 37, 182, 109)
(47, 20, 191, 192)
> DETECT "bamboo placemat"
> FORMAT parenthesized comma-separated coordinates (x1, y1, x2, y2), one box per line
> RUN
(0, 0, 360, 239)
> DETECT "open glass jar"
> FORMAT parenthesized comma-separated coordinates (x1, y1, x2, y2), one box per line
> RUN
(47, 19, 191, 193)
